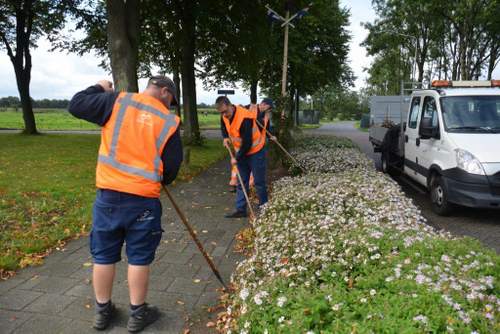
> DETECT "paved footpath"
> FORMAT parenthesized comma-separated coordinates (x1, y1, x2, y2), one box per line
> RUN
(0, 158, 247, 333)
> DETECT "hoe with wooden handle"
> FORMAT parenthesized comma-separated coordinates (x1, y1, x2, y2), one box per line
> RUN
(225, 144, 256, 220)
(162, 184, 228, 290)
(255, 118, 307, 174)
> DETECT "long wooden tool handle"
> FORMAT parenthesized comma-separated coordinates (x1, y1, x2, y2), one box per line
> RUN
(255, 119, 307, 174)
(225, 145, 256, 220)
(162, 184, 228, 290)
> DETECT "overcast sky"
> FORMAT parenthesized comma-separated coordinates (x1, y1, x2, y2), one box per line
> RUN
(0, 1, 372, 104)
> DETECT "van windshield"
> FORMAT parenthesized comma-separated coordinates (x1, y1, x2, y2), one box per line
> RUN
(440, 96, 500, 133)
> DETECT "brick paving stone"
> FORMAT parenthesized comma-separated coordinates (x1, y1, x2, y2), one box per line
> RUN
(160, 251, 194, 265)
(12, 314, 73, 334)
(64, 283, 93, 298)
(190, 254, 224, 268)
(24, 293, 76, 314)
(20, 276, 81, 294)
(0, 275, 28, 295)
(167, 277, 209, 295)
(0, 310, 33, 334)
(59, 296, 95, 321)
(38, 261, 81, 277)
(162, 263, 200, 279)
(148, 275, 175, 292)
(0, 289, 43, 311)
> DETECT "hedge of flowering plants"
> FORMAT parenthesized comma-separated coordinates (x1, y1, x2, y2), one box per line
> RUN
(220, 136, 499, 334)
(289, 135, 372, 174)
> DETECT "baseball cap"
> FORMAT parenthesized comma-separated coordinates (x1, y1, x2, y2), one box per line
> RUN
(261, 98, 275, 109)
(148, 75, 178, 106)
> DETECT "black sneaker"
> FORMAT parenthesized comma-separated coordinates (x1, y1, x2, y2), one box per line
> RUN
(224, 211, 247, 218)
(93, 301, 115, 330)
(127, 303, 160, 333)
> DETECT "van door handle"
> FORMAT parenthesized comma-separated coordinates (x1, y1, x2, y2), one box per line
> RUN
(416, 138, 420, 146)
(405, 135, 408, 143)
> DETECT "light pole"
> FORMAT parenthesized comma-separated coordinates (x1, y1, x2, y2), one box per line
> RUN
(267, 2, 312, 122)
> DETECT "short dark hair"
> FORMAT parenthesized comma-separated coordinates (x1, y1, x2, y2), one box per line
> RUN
(215, 96, 231, 105)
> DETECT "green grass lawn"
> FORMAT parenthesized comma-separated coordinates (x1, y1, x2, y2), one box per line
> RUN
(196, 112, 220, 129)
(298, 123, 321, 129)
(0, 134, 226, 274)
(0, 109, 221, 130)
(0, 110, 100, 130)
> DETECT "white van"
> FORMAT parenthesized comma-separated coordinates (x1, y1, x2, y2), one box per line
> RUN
(369, 80, 500, 215)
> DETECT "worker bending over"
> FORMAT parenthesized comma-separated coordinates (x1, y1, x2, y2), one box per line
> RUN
(69, 76, 182, 332)
(217, 96, 269, 218)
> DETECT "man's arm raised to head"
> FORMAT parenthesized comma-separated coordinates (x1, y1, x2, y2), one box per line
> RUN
(68, 80, 120, 126)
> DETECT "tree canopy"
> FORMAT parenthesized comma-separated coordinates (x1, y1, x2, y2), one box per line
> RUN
(363, 0, 500, 94)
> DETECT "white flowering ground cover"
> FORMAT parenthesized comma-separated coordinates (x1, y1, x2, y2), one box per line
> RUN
(220, 136, 499, 334)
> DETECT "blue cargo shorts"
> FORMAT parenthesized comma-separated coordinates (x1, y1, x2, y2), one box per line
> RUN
(90, 189, 163, 265)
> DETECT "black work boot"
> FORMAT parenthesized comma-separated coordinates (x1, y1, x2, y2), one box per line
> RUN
(224, 210, 247, 218)
(93, 301, 115, 330)
(127, 303, 160, 333)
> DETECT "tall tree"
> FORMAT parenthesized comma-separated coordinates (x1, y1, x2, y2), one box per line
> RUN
(105, 0, 139, 92)
(0, 0, 74, 134)
(68, 0, 202, 144)
(363, 0, 441, 83)
(139, 0, 182, 117)
(174, 0, 201, 144)
(200, 0, 273, 104)
(363, 0, 500, 92)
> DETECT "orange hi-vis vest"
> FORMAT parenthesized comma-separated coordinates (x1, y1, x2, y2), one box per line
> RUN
(222, 105, 265, 156)
(96, 92, 180, 198)
(252, 105, 270, 145)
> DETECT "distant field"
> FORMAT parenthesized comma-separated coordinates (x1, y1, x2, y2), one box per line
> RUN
(0, 110, 99, 130)
(0, 108, 220, 130)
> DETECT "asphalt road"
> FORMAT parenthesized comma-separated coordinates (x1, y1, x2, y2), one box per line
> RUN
(310, 121, 500, 253)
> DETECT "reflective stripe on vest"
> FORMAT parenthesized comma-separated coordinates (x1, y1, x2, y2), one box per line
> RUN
(229, 128, 262, 153)
(98, 93, 178, 183)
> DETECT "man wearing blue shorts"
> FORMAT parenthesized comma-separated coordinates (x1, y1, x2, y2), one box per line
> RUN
(69, 76, 182, 332)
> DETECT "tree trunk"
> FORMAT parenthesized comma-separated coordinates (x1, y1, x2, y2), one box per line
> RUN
(17, 71, 36, 134)
(487, 46, 499, 80)
(459, 35, 467, 80)
(417, 61, 424, 83)
(173, 59, 182, 118)
(417, 39, 428, 83)
(250, 79, 258, 104)
(3, 1, 38, 134)
(295, 88, 299, 126)
(179, 0, 200, 145)
(106, 0, 139, 92)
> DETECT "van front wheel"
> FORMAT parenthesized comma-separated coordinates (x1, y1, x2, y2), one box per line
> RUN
(430, 175, 453, 216)
(381, 153, 389, 173)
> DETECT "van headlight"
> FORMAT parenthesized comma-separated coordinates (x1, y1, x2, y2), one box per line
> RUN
(455, 149, 485, 175)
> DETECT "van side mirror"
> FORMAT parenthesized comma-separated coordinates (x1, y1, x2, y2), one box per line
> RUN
(419, 117, 440, 139)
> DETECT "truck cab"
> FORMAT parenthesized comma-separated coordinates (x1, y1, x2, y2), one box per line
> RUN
(371, 80, 500, 215)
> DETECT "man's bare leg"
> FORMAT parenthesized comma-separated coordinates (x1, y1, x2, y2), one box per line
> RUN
(93, 264, 116, 303)
(128, 265, 150, 305)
